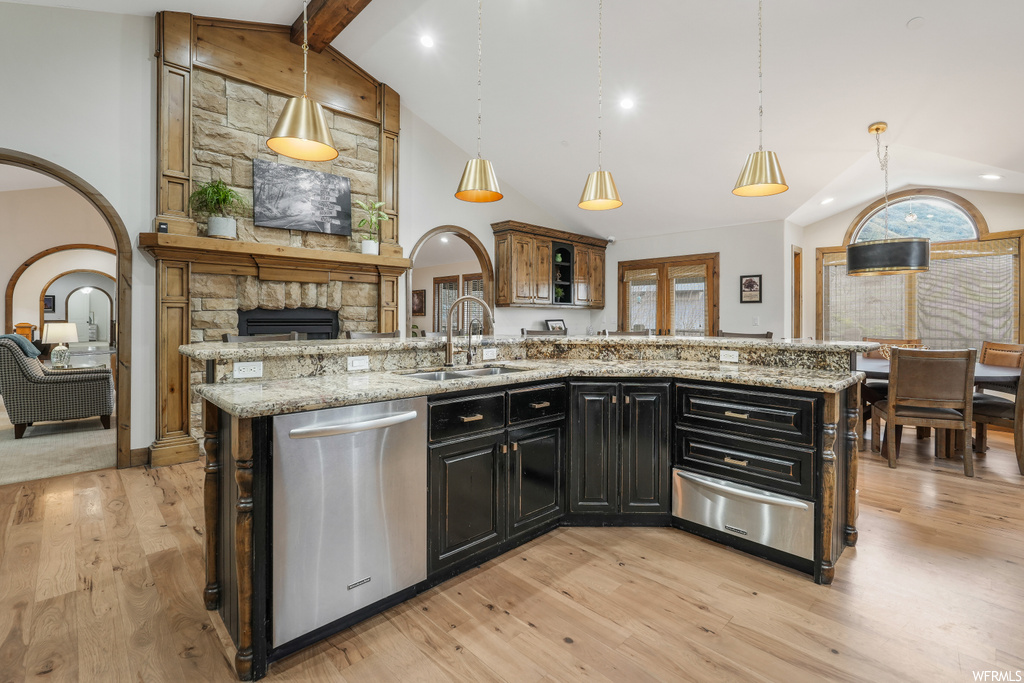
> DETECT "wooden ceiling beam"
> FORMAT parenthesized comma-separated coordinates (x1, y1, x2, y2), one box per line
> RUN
(290, 0, 374, 53)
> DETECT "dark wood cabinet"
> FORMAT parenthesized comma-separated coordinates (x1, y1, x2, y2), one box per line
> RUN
(508, 422, 563, 538)
(569, 381, 670, 516)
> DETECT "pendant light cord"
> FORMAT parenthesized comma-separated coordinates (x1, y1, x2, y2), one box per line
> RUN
(596, 0, 604, 170)
(302, 0, 309, 97)
(757, 0, 763, 151)
(876, 131, 891, 239)
(476, 0, 483, 159)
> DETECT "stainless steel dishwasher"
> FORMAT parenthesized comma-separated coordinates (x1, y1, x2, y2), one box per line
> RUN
(271, 396, 427, 647)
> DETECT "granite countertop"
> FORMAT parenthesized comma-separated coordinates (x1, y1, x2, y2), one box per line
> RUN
(196, 359, 865, 418)
(180, 334, 877, 361)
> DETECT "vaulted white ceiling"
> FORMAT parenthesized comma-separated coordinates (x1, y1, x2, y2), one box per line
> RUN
(9, 0, 1024, 238)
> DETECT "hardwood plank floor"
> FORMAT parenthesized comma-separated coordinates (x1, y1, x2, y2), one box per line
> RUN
(0, 430, 1021, 682)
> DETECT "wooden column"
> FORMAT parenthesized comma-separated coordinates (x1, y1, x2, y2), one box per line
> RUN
(378, 84, 400, 247)
(203, 396, 221, 610)
(379, 272, 399, 333)
(233, 417, 255, 681)
(151, 260, 200, 465)
(818, 393, 840, 585)
(155, 12, 196, 234)
(844, 384, 860, 547)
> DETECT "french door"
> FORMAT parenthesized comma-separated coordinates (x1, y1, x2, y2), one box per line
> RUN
(618, 253, 719, 335)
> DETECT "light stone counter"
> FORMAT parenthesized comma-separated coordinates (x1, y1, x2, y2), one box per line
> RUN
(195, 359, 865, 418)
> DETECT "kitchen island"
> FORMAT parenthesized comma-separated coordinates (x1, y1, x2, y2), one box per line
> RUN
(182, 336, 871, 681)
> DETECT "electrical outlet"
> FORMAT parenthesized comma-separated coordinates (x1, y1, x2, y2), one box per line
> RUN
(347, 355, 370, 371)
(482, 347, 497, 361)
(719, 349, 740, 363)
(233, 361, 263, 379)
(752, 316, 760, 327)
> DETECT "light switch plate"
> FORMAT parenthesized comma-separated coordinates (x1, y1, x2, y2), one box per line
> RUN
(233, 361, 263, 379)
(347, 355, 370, 371)
(719, 349, 740, 363)
(482, 347, 497, 360)
(752, 316, 760, 326)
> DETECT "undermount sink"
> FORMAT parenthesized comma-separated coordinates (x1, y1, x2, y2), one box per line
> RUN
(398, 365, 529, 381)
(452, 366, 527, 377)
(401, 370, 469, 382)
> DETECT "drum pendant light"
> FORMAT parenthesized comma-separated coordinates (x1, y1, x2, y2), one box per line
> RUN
(733, 0, 788, 197)
(579, 0, 622, 210)
(267, 1, 338, 162)
(455, 0, 502, 202)
(846, 122, 930, 276)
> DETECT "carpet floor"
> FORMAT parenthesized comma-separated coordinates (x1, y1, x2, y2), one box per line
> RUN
(0, 396, 116, 485)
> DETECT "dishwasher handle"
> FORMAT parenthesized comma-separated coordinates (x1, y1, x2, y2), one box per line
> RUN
(675, 470, 809, 510)
(288, 410, 419, 439)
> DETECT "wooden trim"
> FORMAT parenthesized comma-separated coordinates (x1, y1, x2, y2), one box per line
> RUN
(203, 398, 221, 610)
(37, 269, 115, 332)
(842, 188, 990, 246)
(0, 149, 132, 471)
(406, 225, 496, 336)
(617, 253, 719, 335)
(792, 246, 803, 339)
(844, 384, 859, 547)
(491, 220, 610, 249)
(233, 416, 255, 681)
(819, 393, 839, 585)
(5, 244, 115, 334)
(290, 0, 374, 54)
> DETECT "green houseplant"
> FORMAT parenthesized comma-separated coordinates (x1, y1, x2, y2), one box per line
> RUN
(354, 199, 390, 255)
(189, 179, 248, 240)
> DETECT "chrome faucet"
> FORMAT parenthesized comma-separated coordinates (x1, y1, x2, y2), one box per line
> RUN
(445, 296, 494, 366)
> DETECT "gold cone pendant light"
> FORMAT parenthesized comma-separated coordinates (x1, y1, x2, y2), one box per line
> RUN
(455, 0, 502, 202)
(579, 0, 622, 210)
(267, 1, 338, 162)
(846, 122, 929, 276)
(733, 0, 787, 197)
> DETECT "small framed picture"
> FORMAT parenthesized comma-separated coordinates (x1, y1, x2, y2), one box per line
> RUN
(545, 319, 566, 331)
(739, 274, 762, 304)
(43, 295, 56, 313)
(411, 289, 426, 316)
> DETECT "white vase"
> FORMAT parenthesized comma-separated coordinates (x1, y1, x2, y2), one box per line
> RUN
(361, 239, 379, 255)
(207, 216, 237, 240)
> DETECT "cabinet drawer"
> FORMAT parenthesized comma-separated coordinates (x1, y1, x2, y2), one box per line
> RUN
(675, 426, 814, 498)
(508, 383, 566, 424)
(676, 383, 817, 447)
(429, 392, 506, 442)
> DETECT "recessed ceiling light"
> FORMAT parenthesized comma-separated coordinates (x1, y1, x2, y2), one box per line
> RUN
(420, 35, 434, 48)
(440, 236, 449, 243)
(619, 98, 634, 109)
(820, 197, 834, 205)
(906, 16, 926, 30)
(980, 173, 1002, 180)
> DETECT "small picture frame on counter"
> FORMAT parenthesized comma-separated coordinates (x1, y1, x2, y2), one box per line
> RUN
(740, 274, 762, 303)
(545, 319, 566, 331)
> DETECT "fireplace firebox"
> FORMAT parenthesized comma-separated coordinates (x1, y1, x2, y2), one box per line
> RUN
(237, 308, 338, 339)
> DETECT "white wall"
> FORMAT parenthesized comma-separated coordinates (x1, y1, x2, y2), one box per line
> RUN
(43, 271, 116, 326)
(0, 3, 157, 449)
(396, 106, 596, 336)
(0, 185, 114, 326)
(799, 186, 1024, 339)
(410, 259, 480, 332)
(603, 220, 788, 337)
(14, 249, 116, 333)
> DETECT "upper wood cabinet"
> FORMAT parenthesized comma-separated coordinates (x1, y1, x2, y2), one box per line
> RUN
(492, 221, 608, 309)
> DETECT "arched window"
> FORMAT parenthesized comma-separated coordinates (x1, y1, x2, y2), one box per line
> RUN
(852, 194, 979, 243)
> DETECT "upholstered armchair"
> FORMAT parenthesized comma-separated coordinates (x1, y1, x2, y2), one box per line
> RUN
(0, 338, 114, 439)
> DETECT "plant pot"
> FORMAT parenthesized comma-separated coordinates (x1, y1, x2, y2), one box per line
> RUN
(207, 216, 237, 240)
(361, 239, 379, 255)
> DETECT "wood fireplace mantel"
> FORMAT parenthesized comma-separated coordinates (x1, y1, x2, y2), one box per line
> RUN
(138, 233, 410, 468)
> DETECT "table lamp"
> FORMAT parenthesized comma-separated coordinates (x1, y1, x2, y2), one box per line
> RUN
(42, 322, 78, 368)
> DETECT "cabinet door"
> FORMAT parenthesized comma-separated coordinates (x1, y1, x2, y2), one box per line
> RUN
(495, 234, 512, 306)
(569, 383, 618, 513)
(511, 234, 535, 304)
(508, 422, 564, 538)
(534, 240, 552, 303)
(590, 248, 605, 308)
(574, 246, 591, 305)
(429, 432, 506, 573)
(620, 383, 671, 513)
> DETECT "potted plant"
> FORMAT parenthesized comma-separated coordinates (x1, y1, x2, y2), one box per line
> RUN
(354, 199, 389, 255)
(189, 179, 248, 240)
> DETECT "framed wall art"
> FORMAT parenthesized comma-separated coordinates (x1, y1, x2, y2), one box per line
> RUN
(411, 289, 426, 316)
(253, 159, 352, 235)
(740, 274, 762, 303)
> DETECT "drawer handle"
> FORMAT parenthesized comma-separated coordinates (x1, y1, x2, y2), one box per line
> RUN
(460, 414, 484, 423)
(724, 410, 749, 419)
(723, 456, 749, 467)
(529, 401, 550, 409)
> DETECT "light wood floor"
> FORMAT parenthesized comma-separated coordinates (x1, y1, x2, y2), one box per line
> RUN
(1, 431, 1022, 683)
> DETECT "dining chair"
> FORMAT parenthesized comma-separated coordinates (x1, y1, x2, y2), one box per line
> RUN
(976, 341, 1024, 394)
(345, 330, 400, 339)
(871, 347, 977, 476)
(972, 365, 1024, 475)
(860, 336, 926, 446)
(521, 328, 568, 336)
(717, 330, 773, 339)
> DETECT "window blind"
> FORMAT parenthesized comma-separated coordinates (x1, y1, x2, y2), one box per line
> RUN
(668, 264, 707, 334)
(462, 274, 484, 332)
(433, 276, 458, 332)
(623, 267, 659, 332)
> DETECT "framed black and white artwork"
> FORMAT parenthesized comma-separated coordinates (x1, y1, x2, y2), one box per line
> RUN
(740, 274, 762, 303)
(253, 159, 352, 235)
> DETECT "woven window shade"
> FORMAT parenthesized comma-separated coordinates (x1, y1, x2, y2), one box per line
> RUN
(623, 267, 659, 332)
(433, 278, 459, 332)
(823, 238, 1019, 346)
(668, 264, 707, 334)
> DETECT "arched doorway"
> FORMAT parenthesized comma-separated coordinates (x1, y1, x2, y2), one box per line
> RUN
(0, 148, 132, 468)
(406, 226, 495, 336)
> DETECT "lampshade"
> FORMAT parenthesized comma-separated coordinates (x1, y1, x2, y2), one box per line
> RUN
(733, 150, 788, 197)
(42, 322, 78, 345)
(846, 237, 930, 276)
(579, 170, 622, 210)
(455, 158, 503, 202)
(267, 96, 338, 162)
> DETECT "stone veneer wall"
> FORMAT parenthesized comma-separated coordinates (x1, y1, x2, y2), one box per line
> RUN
(186, 68, 388, 438)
